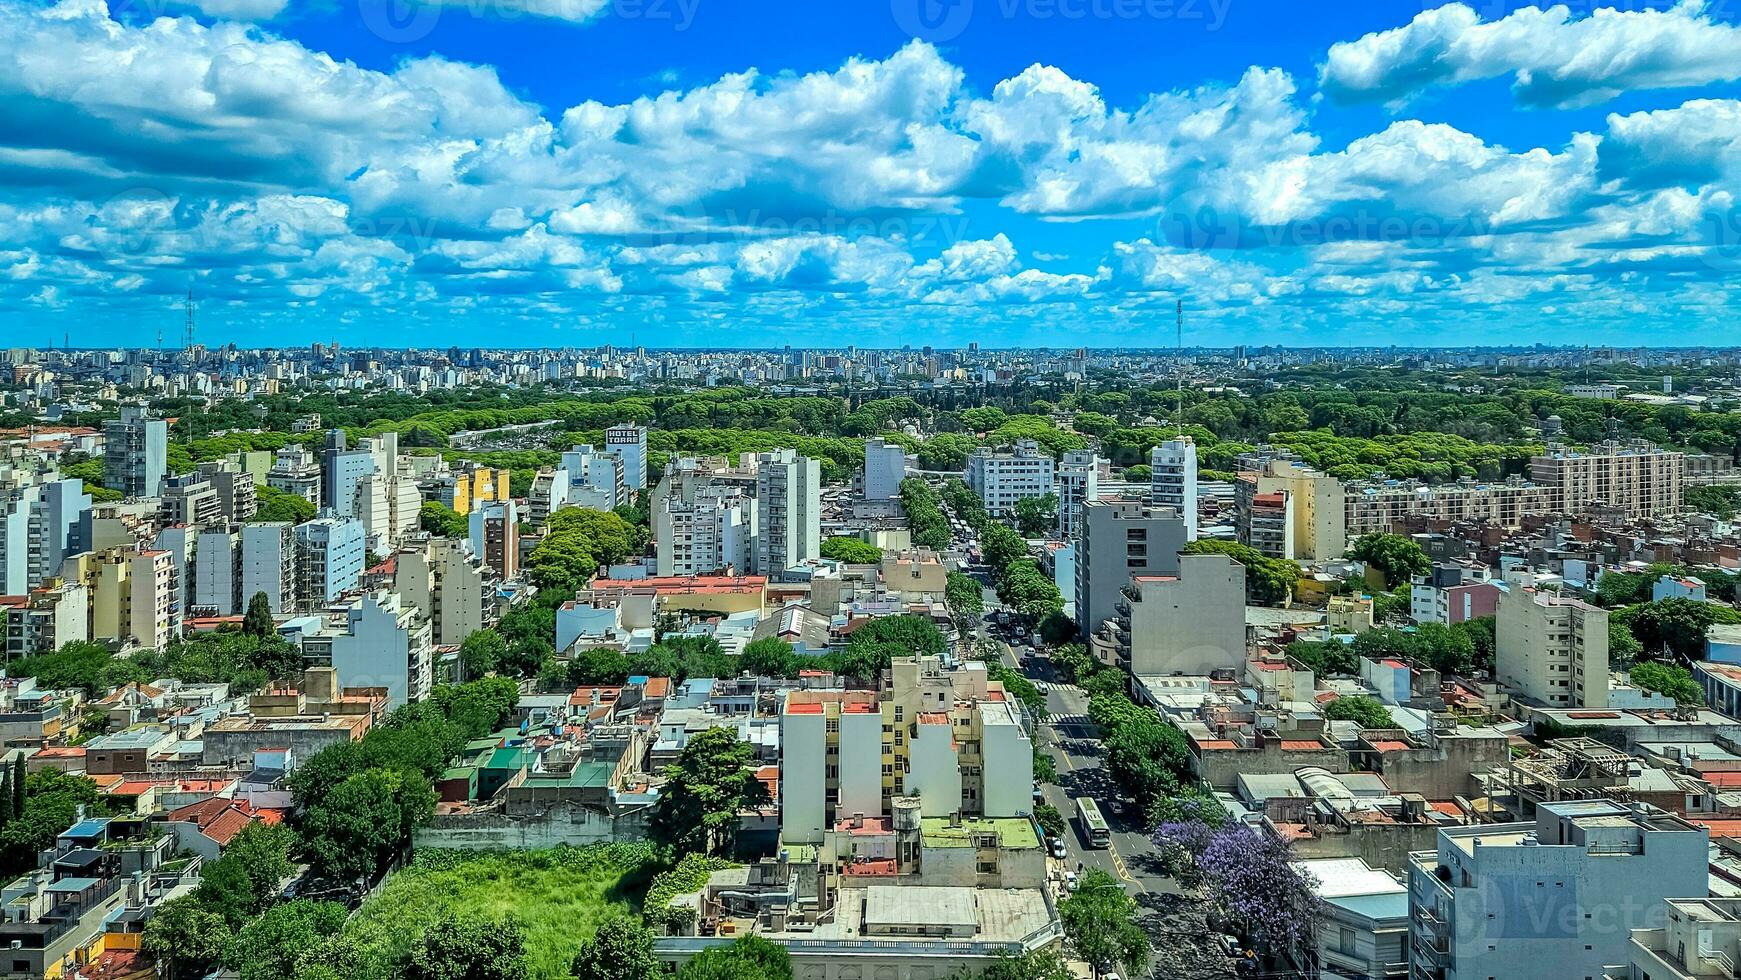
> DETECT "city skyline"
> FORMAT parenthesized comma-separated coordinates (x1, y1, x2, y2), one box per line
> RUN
(4, 0, 1741, 347)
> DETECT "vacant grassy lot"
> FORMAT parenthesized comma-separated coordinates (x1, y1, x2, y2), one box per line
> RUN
(347, 843, 659, 979)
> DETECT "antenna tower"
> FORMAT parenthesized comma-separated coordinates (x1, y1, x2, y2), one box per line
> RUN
(184, 284, 195, 350)
(1176, 298, 1184, 399)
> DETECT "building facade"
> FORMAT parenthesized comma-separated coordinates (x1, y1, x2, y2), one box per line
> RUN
(1074, 497, 1187, 644)
(1495, 589, 1609, 709)
(964, 441, 1055, 517)
(1150, 437, 1199, 541)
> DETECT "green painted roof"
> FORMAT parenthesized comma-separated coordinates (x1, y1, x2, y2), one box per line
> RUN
(483, 747, 529, 771)
(523, 760, 614, 789)
(919, 816, 1040, 850)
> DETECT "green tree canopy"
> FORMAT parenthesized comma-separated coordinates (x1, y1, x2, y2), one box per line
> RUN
(1059, 869, 1150, 978)
(1348, 533, 1432, 588)
(819, 536, 882, 564)
(1323, 695, 1396, 729)
(650, 727, 770, 857)
(570, 917, 661, 980)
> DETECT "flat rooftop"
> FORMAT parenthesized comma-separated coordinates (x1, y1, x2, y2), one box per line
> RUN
(920, 816, 1039, 850)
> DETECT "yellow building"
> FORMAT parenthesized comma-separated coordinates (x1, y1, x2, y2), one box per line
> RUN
(61, 548, 180, 650)
(439, 465, 514, 515)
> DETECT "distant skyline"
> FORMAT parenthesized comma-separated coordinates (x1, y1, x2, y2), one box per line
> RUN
(4, 0, 1741, 347)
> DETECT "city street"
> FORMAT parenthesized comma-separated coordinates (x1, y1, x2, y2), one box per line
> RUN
(981, 629, 1174, 897)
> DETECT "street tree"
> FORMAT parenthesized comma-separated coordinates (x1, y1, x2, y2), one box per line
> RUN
(1058, 869, 1150, 979)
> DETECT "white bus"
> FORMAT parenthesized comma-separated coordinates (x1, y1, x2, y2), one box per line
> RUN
(1075, 797, 1110, 849)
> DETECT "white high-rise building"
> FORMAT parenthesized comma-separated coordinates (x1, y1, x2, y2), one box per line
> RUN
(240, 522, 295, 614)
(754, 450, 820, 576)
(657, 487, 755, 577)
(862, 437, 909, 501)
(104, 406, 167, 500)
(560, 445, 627, 511)
(1150, 437, 1199, 540)
(1496, 588, 1610, 708)
(605, 424, 649, 492)
(295, 516, 366, 611)
(964, 440, 1055, 516)
(1055, 450, 1101, 540)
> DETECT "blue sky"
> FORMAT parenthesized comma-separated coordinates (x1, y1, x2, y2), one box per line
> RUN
(4, 0, 1741, 348)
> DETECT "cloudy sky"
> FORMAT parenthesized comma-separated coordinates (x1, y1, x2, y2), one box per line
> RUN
(4, 0, 1741, 348)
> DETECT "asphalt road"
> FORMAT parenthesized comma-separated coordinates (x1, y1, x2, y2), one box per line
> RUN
(980, 631, 1176, 898)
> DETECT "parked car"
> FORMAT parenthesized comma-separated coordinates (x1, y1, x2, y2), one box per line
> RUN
(1050, 838, 1067, 859)
(1107, 799, 1126, 818)
(1065, 872, 1080, 892)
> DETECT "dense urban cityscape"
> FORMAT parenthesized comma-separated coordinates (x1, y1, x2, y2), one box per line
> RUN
(3, 342, 1741, 980)
(11, 0, 1741, 977)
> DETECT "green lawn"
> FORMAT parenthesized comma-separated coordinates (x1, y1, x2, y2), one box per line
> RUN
(346, 843, 660, 979)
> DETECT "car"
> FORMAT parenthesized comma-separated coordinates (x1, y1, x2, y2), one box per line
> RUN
(1050, 838, 1066, 859)
(1107, 799, 1126, 817)
(1065, 872, 1080, 892)
(1032, 786, 1045, 801)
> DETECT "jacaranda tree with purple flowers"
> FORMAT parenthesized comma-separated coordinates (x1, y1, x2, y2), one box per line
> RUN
(1150, 821, 1322, 958)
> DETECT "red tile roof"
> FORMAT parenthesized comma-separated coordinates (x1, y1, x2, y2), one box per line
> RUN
(166, 798, 261, 847)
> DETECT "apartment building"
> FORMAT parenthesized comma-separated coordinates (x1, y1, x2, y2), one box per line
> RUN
(656, 487, 755, 577)
(354, 468, 422, 555)
(301, 590, 433, 708)
(1237, 460, 1346, 561)
(1496, 589, 1609, 708)
(1150, 437, 1199, 540)
(1614, 898, 1741, 980)
(779, 656, 1033, 845)
(1408, 801, 1707, 980)
(0, 468, 89, 594)
(964, 440, 1055, 517)
(1410, 566, 1502, 626)
(467, 500, 519, 580)
(160, 472, 222, 531)
(1092, 554, 1246, 678)
(240, 522, 295, 614)
(558, 444, 628, 512)
(862, 436, 909, 502)
(430, 463, 513, 516)
(1345, 477, 1556, 537)
(62, 548, 180, 650)
(1075, 497, 1188, 644)
(605, 423, 648, 491)
(0, 581, 88, 659)
(1530, 439, 1685, 518)
(103, 406, 167, 500)
(266, 446, 322, 509)
(754, 450, 821, 576)
(192, 527, 241, 616)
(294, 516, 366, 611)
(392, 536, 495, 646)
(1055, 449, 1101, 540)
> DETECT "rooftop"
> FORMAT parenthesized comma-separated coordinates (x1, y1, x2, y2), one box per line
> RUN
(919, 816, 1039, 850)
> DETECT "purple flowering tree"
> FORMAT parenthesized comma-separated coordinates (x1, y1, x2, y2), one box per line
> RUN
(1151, 821, 1322, 957)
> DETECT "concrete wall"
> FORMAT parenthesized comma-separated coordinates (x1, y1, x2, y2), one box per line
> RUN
(782, 708, 826, 844)
(1194, 745, 1348, 792)
(839, 710, 884, 823)
(1127, 555, 1245, 676)
(414, 801, 648, 850)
